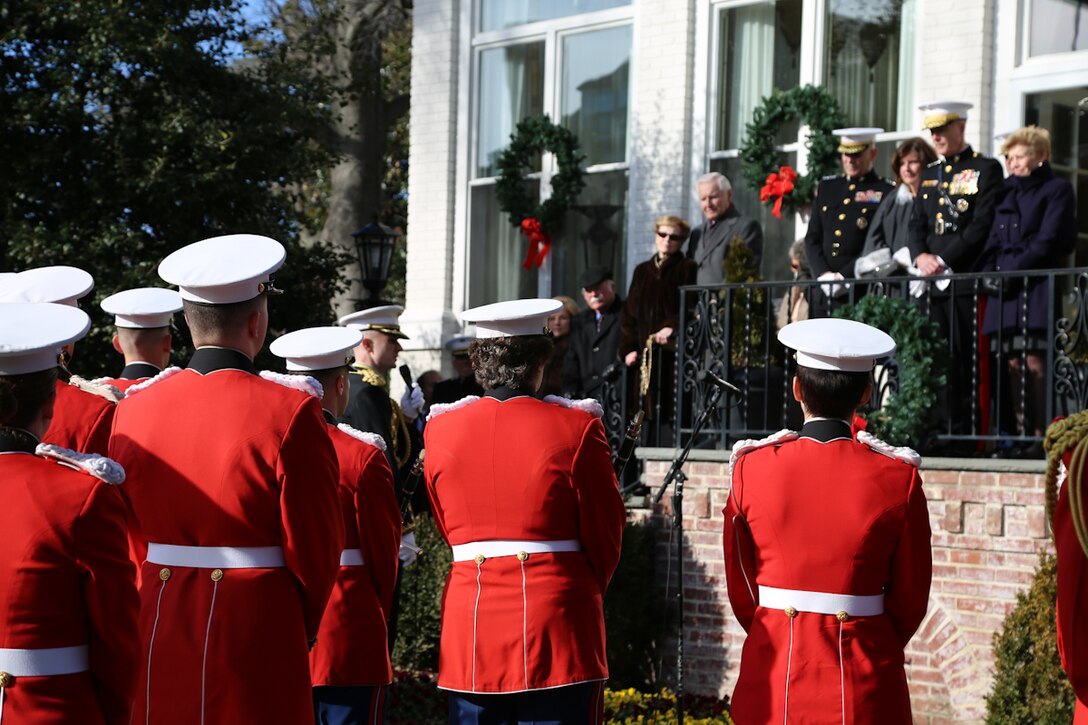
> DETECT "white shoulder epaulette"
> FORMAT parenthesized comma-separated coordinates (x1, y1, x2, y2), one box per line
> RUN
(927, 159, 941, 168)
(542, 394, 603, 419)
(427, 395, 481, 421)
(35, 443, 126, 485)
(336, 423, 387, 452)
(69, 375, 123, 404)
(85, 376, 116, 386)
(728, 429, 798, 480)
(857, 430, 921, 467)
(259, 370, 323, 400)
(124, 366, 183, 398)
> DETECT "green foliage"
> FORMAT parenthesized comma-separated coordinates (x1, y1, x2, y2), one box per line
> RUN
(604, 687, 733, 724)
(986, 552, 1076, 724)
(495, 115, 586, 235)
(835, 295, 944, 447)
(0, 0, 350, 373)
(722, 238, 773, 367)
(605, 521, 663, 689)
(391, 515, 450, 674)
(739, 85, 845, 217)
(388, 669, 447, 724)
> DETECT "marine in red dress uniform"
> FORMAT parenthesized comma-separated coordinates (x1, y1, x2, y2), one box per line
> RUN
(1046, 412, 1088, 723)
(109, 235, 344, 725)
(723, 318, 932, 724)
(268, 326, 402, 721)
(0, 302, 140, 725)
(423, 299, 626, 723)
(99, 287, 182, 392)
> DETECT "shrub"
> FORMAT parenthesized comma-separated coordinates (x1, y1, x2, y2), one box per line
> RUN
(985, 551, 1075, 724)
(606, 520, 664, 689)
(391, 515, 450, 673)
(605, 687, 734, 724)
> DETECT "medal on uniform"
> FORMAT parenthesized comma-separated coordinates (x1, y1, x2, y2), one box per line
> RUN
(956, 198, 969, 213)
(857, 217, 868, 230)
(935, 217, 945, 236)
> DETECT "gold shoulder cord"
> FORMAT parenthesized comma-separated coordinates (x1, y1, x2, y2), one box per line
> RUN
(639, 335, 655, 398)
(1044, 411, 1088, 557)
(389, 400, 412, 470)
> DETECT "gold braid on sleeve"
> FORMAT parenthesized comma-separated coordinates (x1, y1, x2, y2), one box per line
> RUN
(1044, 411, 1088, 556)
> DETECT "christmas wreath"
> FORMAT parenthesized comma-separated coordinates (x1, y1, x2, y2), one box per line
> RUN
(740, 85, 845, 218)
(495, 116, 585, 268)
(835, 295, 945, 447)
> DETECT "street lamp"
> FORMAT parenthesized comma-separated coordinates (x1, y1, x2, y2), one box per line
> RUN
(351, 220, 401, 307)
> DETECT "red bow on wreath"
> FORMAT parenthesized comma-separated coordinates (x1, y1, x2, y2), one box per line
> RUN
(520, 217, 552, 269)
(760, 165, 797, 219)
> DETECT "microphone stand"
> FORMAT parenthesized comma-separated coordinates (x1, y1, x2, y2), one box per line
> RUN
(653, 380, 725, 725)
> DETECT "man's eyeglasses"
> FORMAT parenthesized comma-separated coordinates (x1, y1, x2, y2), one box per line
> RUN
(656, 230, 685, 242)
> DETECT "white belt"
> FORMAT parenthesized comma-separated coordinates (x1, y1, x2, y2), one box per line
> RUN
(146, 543, 286, 569)
(0, 645, 89, 677)
(451, 539, 581, 563)
(759, 585, 884, 618)
(339, 548, 365, 566)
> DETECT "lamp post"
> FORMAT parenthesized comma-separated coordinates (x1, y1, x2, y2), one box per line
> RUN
(351, 220, 401, 308)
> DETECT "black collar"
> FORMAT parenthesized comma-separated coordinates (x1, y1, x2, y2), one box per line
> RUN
(322, 409, 337, 425)
(188, 347, 256, 375)
(0, 427, 40, 454)
(485, 385, 537, 402)
(799, 418, 853, 443)
(119, 362, 163, 380)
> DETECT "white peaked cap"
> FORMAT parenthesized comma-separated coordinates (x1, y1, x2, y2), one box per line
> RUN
(0, 266, 94, 306)
(158, 234, 286, 305)
(833, 127, 883, 153)
(0, 303, 91, 375)
(918, 100, 972, 130)
(778, 318, 895, 373)
(269, 326, 363, 372)
(443, 334, 475, 353)
(101, 287, 183, 329)
(460, 299, 564, 338)
(338, 305, 409, 339)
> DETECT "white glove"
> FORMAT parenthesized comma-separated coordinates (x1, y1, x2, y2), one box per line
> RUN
(400, 383, 424, 420)
(399, 532, 420, 567)
(818, 271, 849, 299)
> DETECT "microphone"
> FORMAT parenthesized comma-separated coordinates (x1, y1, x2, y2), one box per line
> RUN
(399, 364, 413, 389)
(699, 369, 742, 396)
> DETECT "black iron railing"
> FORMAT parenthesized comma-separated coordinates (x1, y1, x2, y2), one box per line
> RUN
(601, 268, 1088, 456)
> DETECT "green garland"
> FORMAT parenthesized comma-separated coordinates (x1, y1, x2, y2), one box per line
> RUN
(495, 115, 585, 234)
(740, 85, 845, 217)
(835, 295, 945, 447)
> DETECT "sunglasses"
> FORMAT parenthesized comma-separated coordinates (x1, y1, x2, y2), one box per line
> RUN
(656, 230, 685, 242)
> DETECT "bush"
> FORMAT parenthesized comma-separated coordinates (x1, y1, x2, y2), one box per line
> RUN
(391, 515, 450, 674)
(606, 520, 664, 689)
(605, 687, 733, 724)
(985, 551, 1075, 724)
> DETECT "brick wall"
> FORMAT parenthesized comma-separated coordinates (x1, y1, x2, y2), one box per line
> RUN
(639, 451, 1050, 724)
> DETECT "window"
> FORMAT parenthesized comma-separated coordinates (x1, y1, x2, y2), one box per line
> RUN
(1028, 0, 1088, 57)
(468, 6, 633, 305)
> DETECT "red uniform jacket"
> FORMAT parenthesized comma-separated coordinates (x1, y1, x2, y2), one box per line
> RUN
(43, 378, 116, 455)
(0, 435, 139, 725)
(310, 415, 401, 687)
(108, 348, 343, 725)
(722, 420, 931, 725)
(1056, 447, 1088, 723)
(423, 390, 626, 693)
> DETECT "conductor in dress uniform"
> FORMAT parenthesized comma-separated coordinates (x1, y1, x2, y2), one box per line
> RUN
(109, 234, 344, 725)
(0, 266, 118, 454)
(804, 128, 894, 318)
(268, 327, 402, 725)
(563, 265, 624, 403)
(0, 302, 140, 725)
(424, 298, 626, 724)
(431, 334, 484, 406)
(99, 287, 182, 391)
(907, 101, 1004, 441)
(723, 318, 932, 724)
(686, 172, 764, 284)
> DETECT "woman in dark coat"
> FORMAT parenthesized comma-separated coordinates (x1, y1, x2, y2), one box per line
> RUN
(980, 125, 1076, 445)
(620, 215, 698, 441)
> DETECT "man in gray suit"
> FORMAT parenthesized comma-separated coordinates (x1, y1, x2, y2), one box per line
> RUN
(685, 172, 764, 285)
